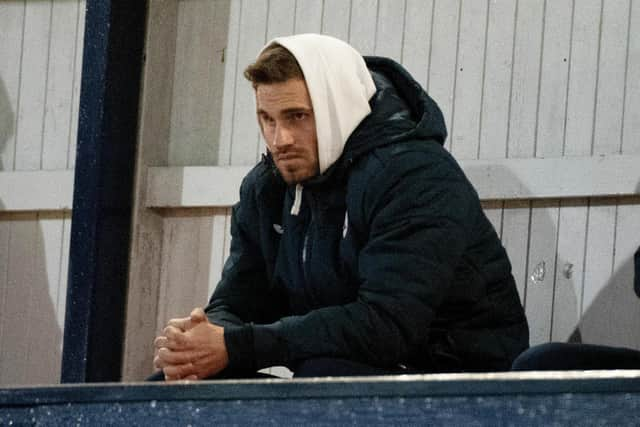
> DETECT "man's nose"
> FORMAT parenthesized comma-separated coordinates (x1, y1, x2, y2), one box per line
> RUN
(273, 124, 294, 148)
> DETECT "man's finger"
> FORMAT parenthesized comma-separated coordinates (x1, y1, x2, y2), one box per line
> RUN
(190, 307, 207, 323)
(167, 316, 192, 331)
(157, 347, 200, 365)
(154, 336, 169, 349)
(163, 362, 196, 380)
(163, 326, 189, 348)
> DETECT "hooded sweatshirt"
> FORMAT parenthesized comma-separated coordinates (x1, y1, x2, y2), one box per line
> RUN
(206, 35, 529, 374)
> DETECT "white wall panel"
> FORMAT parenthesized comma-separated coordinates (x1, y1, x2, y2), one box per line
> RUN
(449, 0, 487, 160)
(322, 0, 351, 42)
(374, 0, 405, 62)
(401, 0, 433, 89)
(0, 0, 84, 385)
(622, 0, 640, 154)
(348, 0, 378, 56)
(478, 0, 516, 159)
(294, 0, 323, 34)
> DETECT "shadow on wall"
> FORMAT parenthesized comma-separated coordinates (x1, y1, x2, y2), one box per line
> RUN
(575, 230, 640, 349)
(0, 76, 63, 385)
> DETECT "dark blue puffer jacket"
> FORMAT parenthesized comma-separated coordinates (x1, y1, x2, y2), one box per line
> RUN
(206, 57, 529, 373)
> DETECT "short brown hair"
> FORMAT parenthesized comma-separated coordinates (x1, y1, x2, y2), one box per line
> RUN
(243, 43, 304, 88)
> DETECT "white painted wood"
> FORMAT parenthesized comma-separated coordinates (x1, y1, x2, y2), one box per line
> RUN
(0, 217, 10, 376)
(216, 0, 241, 166)
(374, 0, 405, 63)
(581, 200, 617, 345)
(535, 0, 572, 158)
(208, 209, 229, 297)
(593, 0, 630, 155)
(122, 0, 178, 381)
(604, 198, 640, 348)
(42, 0, 80, 170)
(67, 0, 85, 169)
(25, 214, 65, 383)
(266, 0, 295, 40)
(525, 200, 560, 345)
(501, 200, 531, 302)
(294, 0, 323, 34)
(507, 0, 543, 159)
(564, 0, 601, 156)
(0, 215, 36, 384)
(551, 199, 589, 342)
(0, 170, 73, 211)
(145, 155, 640, 208)
(348, 0, 379, 56)
(156, 213, 213, 331)
(622, 0, 640, 155)
(230, 0, 268, 165)
(0, 1, 25, 171)
(401, 0, 433, 89)
(449, 0, 487, 160)
(480, 200, 503, 239)
(322, 0, 351, 41)
(15, 1, 51, 171)
(427, 0, 459, 144)
(478, 0, 516, 159)
(168, 0, 229, 166)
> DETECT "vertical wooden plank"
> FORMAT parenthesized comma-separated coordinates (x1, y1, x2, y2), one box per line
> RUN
(427, 0, 460, 143)
(535, 0, 572, 158)
(122, 0, 177, 381)
(374, 0, 405, 62)
(604, 198, 640, 348)
(157, 213, 213, 329)
(621, 0, 640, 155)
(15, 1, 51, 171)
(524, 200, 560, 346)
(216, 0, 241, 166)
(0, 218, 11, 380)
(501, 200, 530, 303)
(25, 214, 65, 383)
(67, 0, 85, 169)
(168, 0, 230, 166)
(230, 0, 268, 166)
(449, 0, 487, 160)
(401, 0, 433, 89)
(57, 213, 72, 339)
(564, 0, 601, 156)
(507, 0, 543, 159)
(0, 1, 25, 171)
(0, 215, 36, 384)
(348, 0, 378, 56)
(42, 0, 80, 170)
(478, 0, 516, 159)
(593, 0, 630, 155)
(322, 0, 351, 41)
(208, 209, 228, 298)
(266, 0, 295, 40)
(294, 0, 323, 34)
(481, 200, 503, 240)
(551, 199, 588, 342)
(580, 199, 616, 344)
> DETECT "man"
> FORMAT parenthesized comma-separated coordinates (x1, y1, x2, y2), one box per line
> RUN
(153, 34, 529, 380)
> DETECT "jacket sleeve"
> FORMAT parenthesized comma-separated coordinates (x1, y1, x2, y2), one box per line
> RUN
(204, 174, 288, 369)
(223, 150, 480, 371)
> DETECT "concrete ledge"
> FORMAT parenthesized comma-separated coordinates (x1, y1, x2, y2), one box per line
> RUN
(2, 371, 640, 425)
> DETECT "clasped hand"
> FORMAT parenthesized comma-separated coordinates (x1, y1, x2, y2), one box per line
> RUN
(153, 307, 229, 381)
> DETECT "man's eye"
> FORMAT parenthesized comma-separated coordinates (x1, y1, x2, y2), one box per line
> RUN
(291, 112, 306, 121)
(262, 116, 275, 126)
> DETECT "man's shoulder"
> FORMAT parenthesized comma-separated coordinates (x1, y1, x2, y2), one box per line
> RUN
(351, 139, 458, 180)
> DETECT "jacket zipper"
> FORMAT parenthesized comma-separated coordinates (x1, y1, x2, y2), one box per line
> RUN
(301, 193, 315, 288)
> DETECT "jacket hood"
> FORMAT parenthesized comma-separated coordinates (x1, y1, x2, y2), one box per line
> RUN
(268, 34, 377, 175)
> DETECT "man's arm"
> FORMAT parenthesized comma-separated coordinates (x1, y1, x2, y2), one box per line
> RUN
(224, 150, 478, 371)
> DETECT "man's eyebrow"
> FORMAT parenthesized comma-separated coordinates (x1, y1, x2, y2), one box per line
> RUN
(257, 107, 313, 115)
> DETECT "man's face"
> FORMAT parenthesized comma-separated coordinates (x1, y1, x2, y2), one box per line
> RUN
(256, 79, 319, 185)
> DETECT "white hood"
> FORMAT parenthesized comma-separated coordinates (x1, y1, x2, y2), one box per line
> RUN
(265, 34, 377, 175)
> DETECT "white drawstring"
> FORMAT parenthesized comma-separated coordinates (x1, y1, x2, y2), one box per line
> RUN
(290, 183, 303, 215)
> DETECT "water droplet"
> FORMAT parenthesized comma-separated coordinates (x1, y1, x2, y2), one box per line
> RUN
(563, 262, 574, 279)
(530, 261, 546, 284)
(150, 400, 157, 408)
